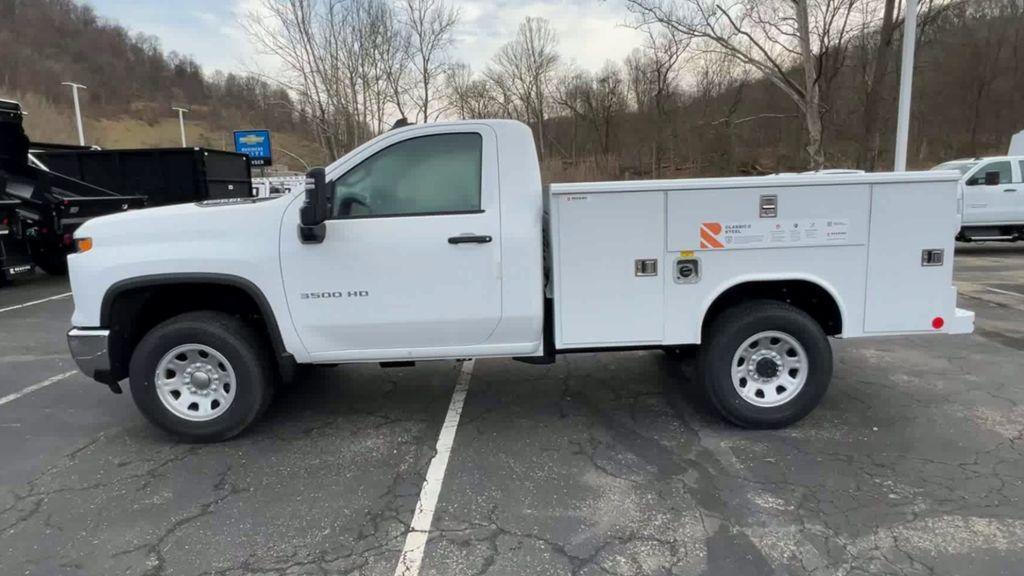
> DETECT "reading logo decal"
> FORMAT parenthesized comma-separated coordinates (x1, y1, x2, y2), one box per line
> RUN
(700, 222, 725, 249)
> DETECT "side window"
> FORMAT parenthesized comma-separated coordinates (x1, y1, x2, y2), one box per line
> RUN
(966, 161, 1012, 186)
(331, 133, 482, 219)
(1019, 161, 1024, 183)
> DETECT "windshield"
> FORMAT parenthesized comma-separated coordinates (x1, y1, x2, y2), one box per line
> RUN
(932, 160, 978, 176)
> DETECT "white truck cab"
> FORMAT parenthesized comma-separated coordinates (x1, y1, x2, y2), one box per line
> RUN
(67, 120, 974, 441)
(933, 156, 1024, 241)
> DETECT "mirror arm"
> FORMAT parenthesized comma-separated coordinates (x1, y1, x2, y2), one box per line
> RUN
(299, 222, 326, 244)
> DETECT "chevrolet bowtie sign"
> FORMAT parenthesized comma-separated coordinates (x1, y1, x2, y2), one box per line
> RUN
(233, 129, 273, 167)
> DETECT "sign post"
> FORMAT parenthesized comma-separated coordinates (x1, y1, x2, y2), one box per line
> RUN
(233, 129, 273, 168)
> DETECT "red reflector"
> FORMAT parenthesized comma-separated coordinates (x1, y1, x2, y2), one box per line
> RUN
(932, 317, 945, 330)
(63, 233, 74, 246)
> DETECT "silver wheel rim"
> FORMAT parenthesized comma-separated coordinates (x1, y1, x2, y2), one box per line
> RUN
(731, 330, 808, 408)
(154, 344, 237, 422)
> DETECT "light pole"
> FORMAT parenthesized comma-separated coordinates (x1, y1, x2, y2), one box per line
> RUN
(61, 82, 87, 146)
(172, 106, 189, 147)
(894, 0, 917, 171)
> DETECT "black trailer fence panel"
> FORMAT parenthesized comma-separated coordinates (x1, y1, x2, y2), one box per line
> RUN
(2, 160, 146, 275)
(34, 147, 253, 207)
(0, 197, 33, 284)
(1, 99, 146, 278)
(2, 98, 254, 281)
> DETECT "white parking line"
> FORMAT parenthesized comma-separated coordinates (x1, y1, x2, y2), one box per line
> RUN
(394, 359, 475, 576)
(0, 292, 72, 314)
(986, 286, 1024, 299)
(0, 371, 77, 407)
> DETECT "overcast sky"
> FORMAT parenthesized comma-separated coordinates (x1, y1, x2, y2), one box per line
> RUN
(84, 0, 647, 76)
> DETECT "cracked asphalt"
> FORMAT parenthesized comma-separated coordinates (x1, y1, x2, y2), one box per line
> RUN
(2, 243, 1024, 575)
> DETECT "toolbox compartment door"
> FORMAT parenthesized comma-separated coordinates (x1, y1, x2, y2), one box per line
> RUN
(863, 181, 959, 333)
(552, 191, 665, 347)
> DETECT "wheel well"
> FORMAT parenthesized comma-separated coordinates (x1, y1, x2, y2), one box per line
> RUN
(104, 281, 284, 382)
(702, 280, 843, 337)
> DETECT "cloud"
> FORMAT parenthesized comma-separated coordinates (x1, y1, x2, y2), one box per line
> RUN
(189, 10, 219, 26)
(453, 0, 644, 71)
(88, 0, 647, 78)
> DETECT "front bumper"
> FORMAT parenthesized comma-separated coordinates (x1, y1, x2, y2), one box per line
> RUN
(67, 328, 121, 393)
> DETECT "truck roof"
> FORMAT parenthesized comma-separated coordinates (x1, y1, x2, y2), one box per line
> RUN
(942, 155, 1024, 163)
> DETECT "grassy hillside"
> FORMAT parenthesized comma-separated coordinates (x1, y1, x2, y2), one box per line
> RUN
(9, 86, 328, 173)
(86, 118, 327, 172)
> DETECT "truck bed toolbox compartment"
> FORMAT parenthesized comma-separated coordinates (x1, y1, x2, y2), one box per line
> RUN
(551, 191, 665, 348)
(863, 180, 960, 333)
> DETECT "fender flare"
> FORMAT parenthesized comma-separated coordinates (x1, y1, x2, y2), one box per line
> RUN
(100, 272, 291, 362)
(696, 273, 847, 337)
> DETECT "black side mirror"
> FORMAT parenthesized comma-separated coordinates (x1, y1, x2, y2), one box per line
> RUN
(299, 167, 328, 244)
(984, 171, 1001, 186)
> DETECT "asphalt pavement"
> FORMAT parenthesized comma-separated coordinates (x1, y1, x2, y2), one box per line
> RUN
(1, 244, 1023, 575)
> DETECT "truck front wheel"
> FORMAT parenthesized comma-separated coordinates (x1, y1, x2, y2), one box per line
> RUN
(699, 300, 832, 428)
(128, 311, 274, 442)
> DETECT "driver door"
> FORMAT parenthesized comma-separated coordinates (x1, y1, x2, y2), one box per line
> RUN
(964, 160, 1014, 224)
(279, 126, 503, 360)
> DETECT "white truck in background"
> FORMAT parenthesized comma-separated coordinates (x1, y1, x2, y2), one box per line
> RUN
(66, 120, 974, 442)
(251, 175, 306, 198)
(1010, 130, 1023, 156)
(933, 156, 1024, 241)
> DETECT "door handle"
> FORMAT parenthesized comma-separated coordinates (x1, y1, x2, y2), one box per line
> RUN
(448, 234, 492, 244)
(1004, 188, 1018, 193)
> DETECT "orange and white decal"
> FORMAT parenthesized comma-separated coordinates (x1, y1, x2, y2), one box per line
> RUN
(698, 218, 852, 250)
(700, 222, 725, 249)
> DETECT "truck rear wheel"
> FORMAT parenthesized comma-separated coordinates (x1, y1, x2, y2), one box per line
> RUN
(698, 300, 832, 428)
(129, 311, 273, 442)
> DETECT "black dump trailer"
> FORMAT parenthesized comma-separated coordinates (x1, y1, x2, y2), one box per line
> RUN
(0, 196, 33, 285)
(0, 99, 146, 276)
(34, 147, 252, 207)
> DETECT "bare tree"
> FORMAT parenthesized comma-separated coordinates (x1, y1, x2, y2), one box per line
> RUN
(447, 62, 506, 118)
(553, 67, 592, 163)
(402, 0, 458, 122)
(489, 17, 560, 159)
(482, 65, 526, 120)
(589, 62, 628, 157)
(854, 0, 898, 169)
(243, 0, 353, 157)
(624, 27, 688, 174)
(626, 0, 861, 168)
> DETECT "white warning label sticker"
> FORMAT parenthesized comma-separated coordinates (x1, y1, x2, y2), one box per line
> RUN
(699, 219, 850, 249)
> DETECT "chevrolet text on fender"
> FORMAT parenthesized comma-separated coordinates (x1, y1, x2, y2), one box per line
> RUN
(65, 120, 974, 442)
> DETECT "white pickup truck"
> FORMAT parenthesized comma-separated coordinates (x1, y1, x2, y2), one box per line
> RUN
(933, 156, 1024, 241)
(66, 120, 974, 441)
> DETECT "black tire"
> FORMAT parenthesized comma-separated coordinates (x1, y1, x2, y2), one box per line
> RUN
(698, 300, 832, 429)
(129, 311, 274, 442)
